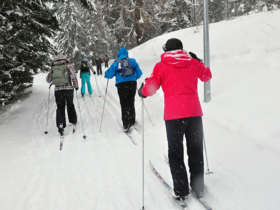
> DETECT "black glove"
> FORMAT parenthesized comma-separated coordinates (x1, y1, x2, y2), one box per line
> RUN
(91, 69, 96, 75)
(75, 87, 79, 91)
(138, 83, 146, 98)
(189, 51, 202, 62)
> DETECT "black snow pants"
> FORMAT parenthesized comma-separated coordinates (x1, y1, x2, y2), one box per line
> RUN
(55, 89, 77, 128)
(97, 64, 102, 75)
(165, 116, 204, 197)
(116, 81, 137, 129)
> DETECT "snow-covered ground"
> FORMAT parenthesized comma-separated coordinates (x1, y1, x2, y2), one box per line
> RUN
(1, 10, 280, 210)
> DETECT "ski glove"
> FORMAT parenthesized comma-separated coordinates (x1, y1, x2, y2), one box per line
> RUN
(75, 87, 79, 91)
(138, 83, 147, 98)
(91, 69, 96, 75)
(189, 51, 202, 62)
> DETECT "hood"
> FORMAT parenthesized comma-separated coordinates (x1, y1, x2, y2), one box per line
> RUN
(54, 54, 67, 61)
(161, 50, 192, 68)
(82, 55, 88, 61)
(52, 59, 68, 66)
(117, 47, 128, 60)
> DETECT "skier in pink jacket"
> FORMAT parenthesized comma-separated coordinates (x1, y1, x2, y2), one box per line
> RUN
(138, 38, 212, 201)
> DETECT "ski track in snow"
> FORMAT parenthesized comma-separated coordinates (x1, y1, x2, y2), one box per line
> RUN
(0, 75, 268, 210)
(0, 74, 146, 210)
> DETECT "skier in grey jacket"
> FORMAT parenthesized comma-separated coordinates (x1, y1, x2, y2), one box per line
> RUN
(46, 55, 79, 135)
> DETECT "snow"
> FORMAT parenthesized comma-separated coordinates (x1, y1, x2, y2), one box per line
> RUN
(1, 10, 280, 210)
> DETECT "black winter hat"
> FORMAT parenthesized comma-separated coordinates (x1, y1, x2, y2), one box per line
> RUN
(162, 38, 183, 52)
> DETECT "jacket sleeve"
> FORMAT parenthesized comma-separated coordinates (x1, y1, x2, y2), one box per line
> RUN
(67, 64, 79, 89)
(88, 62, 95, 74)
(196, 61, 212, 82)
(104, 62, 117, 79)
(131, 58, 142, 79)
(46, 71, 52, 83)
(142, 63, 161, 97)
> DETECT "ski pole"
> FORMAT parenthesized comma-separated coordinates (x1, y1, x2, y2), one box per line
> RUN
(99, 79, 109, 132)
(44, 84, 52, 134)
(75, 90, 87, 139)
(94, 73, 99, 95)
(144, 103, 154, 126)
(92, 68, 101, 97)
(91, 67, 97, 85)
(203, 135, 213, 175)
(141, 97, 145, 210)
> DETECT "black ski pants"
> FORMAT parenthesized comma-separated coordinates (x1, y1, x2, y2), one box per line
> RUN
(55, 89, 77, 128)
(97, 64, 102, 75)
(116, 81, 137, 129)
(165, 116, 204, 197)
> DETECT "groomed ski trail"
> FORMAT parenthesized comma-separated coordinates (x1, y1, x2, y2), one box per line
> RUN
(0, 74, 185, 210)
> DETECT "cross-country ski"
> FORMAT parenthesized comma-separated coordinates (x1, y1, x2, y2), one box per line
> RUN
(149, 160, 189, 209)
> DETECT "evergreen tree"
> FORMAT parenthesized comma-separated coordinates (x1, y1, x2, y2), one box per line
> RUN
(243, 0, 256, 15)
(55, 0, 83, 67)
(0, 0, 59, 104)
(209, 0, 226, 23)
(55, 0, 114, 68)
(102, 0, 139, 49)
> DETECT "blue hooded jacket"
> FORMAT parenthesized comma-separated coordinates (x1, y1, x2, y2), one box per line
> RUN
(105, 47, 142, 85)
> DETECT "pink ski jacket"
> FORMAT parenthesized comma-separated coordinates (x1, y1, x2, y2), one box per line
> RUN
(142, 50, 212, 120)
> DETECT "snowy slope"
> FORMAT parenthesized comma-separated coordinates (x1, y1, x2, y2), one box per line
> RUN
(1, 10, 280, 210)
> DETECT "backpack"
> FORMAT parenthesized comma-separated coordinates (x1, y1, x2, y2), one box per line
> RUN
(81, 60, 89, 72)
(51, 63, 69, 86)
(117, 58, 134, 77)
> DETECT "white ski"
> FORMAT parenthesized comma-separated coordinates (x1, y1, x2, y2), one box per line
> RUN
(149, 160, 189, 210)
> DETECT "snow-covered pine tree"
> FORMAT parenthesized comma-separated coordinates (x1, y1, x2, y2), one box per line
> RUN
(102, 0, 139, 49)
(55, 0, 85, 68)
(90, 1, 115, 60)
(147, 0, 192, 33)
(55, 0, 114, 69)
(102, 0, 193, 48)
(0, 0, 59, 105)
(209, 0, 226, 23)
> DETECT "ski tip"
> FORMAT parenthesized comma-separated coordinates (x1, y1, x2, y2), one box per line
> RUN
(44, 131, 48, 134)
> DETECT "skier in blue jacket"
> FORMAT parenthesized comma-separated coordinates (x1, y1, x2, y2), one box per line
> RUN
(105, 47, 142, 132)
